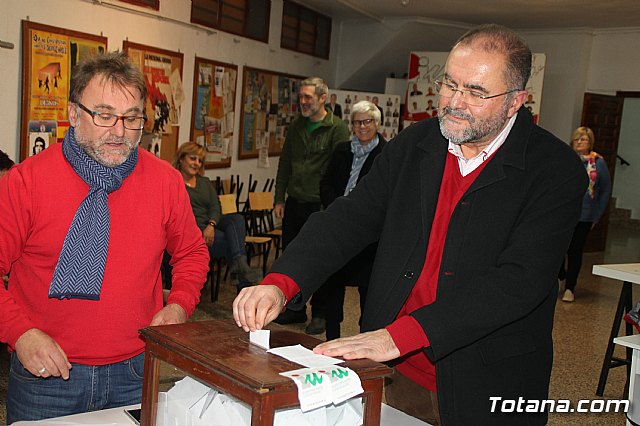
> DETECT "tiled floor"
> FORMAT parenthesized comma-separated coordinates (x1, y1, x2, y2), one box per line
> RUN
(1, 224, 639, 425)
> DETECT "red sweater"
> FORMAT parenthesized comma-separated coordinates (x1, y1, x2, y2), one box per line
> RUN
(266, 151, 488, 391)
(385, 152, 488, 390)
(0, 144, 209, 364)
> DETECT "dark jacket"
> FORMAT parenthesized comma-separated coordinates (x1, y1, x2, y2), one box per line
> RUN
(275, 108, 350, 204)
(326, 102, 342, 119)
(320, 136, 387, 208)
(271, 108, 587, 425)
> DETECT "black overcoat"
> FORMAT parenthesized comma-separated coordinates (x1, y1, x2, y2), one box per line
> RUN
(271, 107, 587, 425)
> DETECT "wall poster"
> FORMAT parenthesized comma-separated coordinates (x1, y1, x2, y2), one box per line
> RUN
(20, 20, 107, 160)
(123, 41, 184, 162)
(403, 51, 546, 127)
(239, 66, 304, 160)
(190, 57, 238, 168)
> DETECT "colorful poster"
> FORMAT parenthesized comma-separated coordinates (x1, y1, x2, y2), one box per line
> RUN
(124, 41, 183, 161)
(21, 22, 106, 158)
(191, 58, 237, 167)
(402, 52, 448, 128)
(29, 31, 68, 123)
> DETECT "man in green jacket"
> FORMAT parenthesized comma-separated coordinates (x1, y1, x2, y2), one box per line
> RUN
(273, 76, 350, 332)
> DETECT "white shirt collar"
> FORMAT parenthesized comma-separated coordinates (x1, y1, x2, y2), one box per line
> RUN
(447, 112, 518, 176)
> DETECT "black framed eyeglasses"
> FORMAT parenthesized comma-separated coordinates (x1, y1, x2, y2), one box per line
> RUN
(77, 103, 147, 130)
(434, 80, 518, 107)
(352, 118, 375, 127)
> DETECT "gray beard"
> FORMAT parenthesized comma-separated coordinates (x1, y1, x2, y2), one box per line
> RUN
(438, 104, 509, 146)
(74, 120, 139, 167)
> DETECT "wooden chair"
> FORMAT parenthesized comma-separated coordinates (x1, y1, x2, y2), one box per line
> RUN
(219, 193, 272, 277)
(247, 192, 283, 259)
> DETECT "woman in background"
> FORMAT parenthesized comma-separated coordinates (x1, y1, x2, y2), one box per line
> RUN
(0, 150, 15, 178)
(172, 142, 260, 290)
(314, 100, 387, 339)
(559, 127, 611, 302)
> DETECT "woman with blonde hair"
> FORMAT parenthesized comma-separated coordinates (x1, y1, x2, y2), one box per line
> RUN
(559, 127, 611, 302)
(170, 142, 260, 290)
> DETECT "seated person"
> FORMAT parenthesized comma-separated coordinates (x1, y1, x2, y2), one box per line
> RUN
(170, 142, 260, 290)
(0, 149, 15, 178)
(316, 101, 387, 339)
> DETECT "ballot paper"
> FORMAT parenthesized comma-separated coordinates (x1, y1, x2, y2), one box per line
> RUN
(280, 365, 364, 411)
(267, 344, 343, 368)
(249, 329, 270, 350)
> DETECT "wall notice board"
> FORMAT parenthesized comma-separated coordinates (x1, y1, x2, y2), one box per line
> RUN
(238, 66, 304, 160)
(190, 57, 238, 169)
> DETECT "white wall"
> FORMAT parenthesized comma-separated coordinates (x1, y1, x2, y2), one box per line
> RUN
(4, 3, 640, 216)
(615, 98, 640, 217)
(0, 0, 334, 184)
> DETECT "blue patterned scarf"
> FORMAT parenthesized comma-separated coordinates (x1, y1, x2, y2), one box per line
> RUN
(344, 135, 379, 196)
(48, 127, 138, 300)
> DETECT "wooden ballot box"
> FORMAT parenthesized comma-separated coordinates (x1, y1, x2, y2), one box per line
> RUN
(139, 319, 392, 426)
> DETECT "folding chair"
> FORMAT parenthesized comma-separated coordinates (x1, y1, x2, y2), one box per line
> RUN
(247, 191, 283, 260)
(219, 193, 272, 277)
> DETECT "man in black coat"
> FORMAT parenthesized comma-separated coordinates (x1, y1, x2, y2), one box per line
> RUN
(234, 24, 586, 425)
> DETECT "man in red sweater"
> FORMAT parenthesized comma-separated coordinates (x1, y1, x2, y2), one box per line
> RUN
(0, 52, 209, 422)
(233, 25, 587, 425)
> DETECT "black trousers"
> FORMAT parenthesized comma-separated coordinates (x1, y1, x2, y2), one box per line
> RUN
(321, 243, 377, 340)
(559, 221, 592, 292)
(281, 197, 327, 317)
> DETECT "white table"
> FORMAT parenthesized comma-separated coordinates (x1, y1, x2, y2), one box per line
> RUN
(12, 402, 431, 426)
(592, 263, 640, 397)
(614, 335, 640, 426)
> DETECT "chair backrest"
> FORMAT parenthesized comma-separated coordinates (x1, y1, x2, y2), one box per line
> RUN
(248, 192, 274, 211)
(218, 194, 238, 215)
(246, 192, 276, 234)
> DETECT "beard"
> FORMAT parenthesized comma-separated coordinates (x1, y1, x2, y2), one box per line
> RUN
(438, 100, 510, 146)
(300, 102, 321, 118)
(74, 120, 139, 167)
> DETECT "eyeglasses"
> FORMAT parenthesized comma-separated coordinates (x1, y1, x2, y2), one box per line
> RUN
(77, 103, 147, 130)
(434, 80, 518, 107)
(352, 119, 375, 127)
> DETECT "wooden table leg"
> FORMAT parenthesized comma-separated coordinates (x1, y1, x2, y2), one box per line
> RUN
(597, 281, 633, 396)
(251, 395, 275, 426)
(362, 378, 384, 426)
(140, 346, 161, 426)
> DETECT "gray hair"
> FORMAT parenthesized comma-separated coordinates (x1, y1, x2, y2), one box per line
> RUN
(300, 76, 328, 97)
(69, 51, 147, 104)
(351, 100, 381, 124)
(454, 24, 532, 91)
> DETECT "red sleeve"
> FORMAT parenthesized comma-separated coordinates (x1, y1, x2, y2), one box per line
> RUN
(386, 315, 431, 356)
(261, 272, 300, 306)
(0, 167, 37, 346)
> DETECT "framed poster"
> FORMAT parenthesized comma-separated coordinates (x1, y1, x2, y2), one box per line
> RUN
(190, 57, 238, 169)
(20, 21, 107, 160)
(239, 66, 303, 159)
(123, 41, 184, 162)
